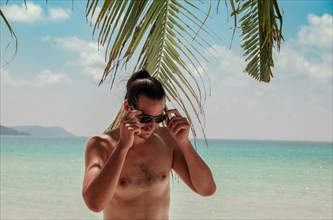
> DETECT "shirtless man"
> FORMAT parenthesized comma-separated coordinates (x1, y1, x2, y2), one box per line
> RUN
(82, 70, 216, 219)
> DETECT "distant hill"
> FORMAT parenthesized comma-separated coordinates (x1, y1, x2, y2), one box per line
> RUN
(5, 125, 76, 137)
(0, 125, 30, 136)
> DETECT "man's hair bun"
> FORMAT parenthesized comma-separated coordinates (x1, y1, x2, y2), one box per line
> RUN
(125, 70, 165, 108)
(126, 70, 151, 91)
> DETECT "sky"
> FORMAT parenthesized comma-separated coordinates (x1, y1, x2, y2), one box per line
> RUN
(0, 0, 332, 142)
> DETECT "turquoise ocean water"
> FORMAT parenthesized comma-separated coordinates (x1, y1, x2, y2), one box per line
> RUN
(1, 137, 332, 219)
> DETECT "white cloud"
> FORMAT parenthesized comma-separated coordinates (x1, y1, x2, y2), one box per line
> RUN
(298, 13, 333, 51)
(47, 7, 71, 22)
(274, 13, 332, 83)
(36, 69, 69, 85)
(208, 45, 244, 75)
(45, 36, 105, 81)
(83, 66, 105, 82)
(40, 35, 51, 42)
(206, 45, 250, 88)
(0, 68, 14, 84)
(52, 36, 93, 51)
(1, 2, 71, 24)
(1, 2, 44, 24)
(1, 68, 69, 87)
(274, 46, 332, 82)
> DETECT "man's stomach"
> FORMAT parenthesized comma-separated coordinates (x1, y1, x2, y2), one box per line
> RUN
(103, 182, 170, 219)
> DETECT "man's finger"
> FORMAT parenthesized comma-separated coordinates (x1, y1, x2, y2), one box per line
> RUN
(127, 110, 142, 117)
(170, 121, 189, 133)
(166, 109, 181, 117)
(123, 110, 142, 121)
(167, 117, 182, 129)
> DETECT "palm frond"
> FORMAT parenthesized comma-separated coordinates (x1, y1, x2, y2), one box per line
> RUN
(0, 9, 18, 66)
(1, 0, 54, 66)
(231, 0, 283, 82)
(87, 0, 211, 142)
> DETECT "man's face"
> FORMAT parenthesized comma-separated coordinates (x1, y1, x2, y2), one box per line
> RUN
(133, 95, 165, 139)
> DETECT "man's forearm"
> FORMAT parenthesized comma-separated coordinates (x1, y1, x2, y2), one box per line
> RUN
(179, 141, 216, 196)
(83, 145, 128, 212)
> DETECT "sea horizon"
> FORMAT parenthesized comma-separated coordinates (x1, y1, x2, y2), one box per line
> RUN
(1, 134, 332, 144)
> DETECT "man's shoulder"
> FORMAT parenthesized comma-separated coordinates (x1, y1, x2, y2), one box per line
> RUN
(86, 129, 120, 152)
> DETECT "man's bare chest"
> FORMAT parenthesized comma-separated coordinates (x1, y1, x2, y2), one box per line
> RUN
(118, 143, 172, 190)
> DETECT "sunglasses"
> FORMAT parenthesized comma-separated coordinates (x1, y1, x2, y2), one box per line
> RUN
(138, 113, 167, 124)
(129, 103, 167, 124)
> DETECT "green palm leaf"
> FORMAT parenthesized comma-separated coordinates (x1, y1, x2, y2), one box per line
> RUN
(231, 0, 283, 82)
(0, 9, 18, 66)
(87, 0, 211, 141)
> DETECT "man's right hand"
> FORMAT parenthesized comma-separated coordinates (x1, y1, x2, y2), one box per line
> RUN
(118, 110, 142, 150)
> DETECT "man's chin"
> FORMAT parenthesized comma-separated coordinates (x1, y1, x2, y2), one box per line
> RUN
(137, 131, 153, 140)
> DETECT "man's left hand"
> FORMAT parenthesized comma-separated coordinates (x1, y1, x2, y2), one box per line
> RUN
(166, 109, 190, 145)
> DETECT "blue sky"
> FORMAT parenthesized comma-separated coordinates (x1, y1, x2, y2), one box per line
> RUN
(1, 1, 332, 142)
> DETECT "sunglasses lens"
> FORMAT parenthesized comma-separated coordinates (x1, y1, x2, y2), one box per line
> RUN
(156, 114, 167, 123)
(139, 115, 153, 123)
(138, 114, 167, 124)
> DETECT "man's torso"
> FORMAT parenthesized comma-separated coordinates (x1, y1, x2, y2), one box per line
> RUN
(103, 127, 174, 219)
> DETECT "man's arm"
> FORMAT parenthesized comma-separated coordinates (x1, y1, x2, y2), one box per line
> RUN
(166, 109, 216, 196)
(82, 110, 142, 212)
(82, 135, 129, 212)
(173, 140, 216, 196)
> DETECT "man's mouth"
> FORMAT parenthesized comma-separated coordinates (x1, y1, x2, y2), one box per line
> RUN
(142, 126, 151, 131)
(137, 125, 152, 140)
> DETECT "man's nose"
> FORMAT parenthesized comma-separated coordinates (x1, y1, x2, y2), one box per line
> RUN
(148, 119, 157, 126)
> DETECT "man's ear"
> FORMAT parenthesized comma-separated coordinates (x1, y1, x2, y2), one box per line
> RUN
(124, 99, 130, 111)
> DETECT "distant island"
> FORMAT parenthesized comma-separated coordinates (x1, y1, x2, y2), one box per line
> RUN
(0, 125, 30, 136)
(0, 125, 76, 137)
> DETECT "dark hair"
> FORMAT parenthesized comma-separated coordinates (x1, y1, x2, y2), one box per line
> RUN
(125, 70, 165, 108)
